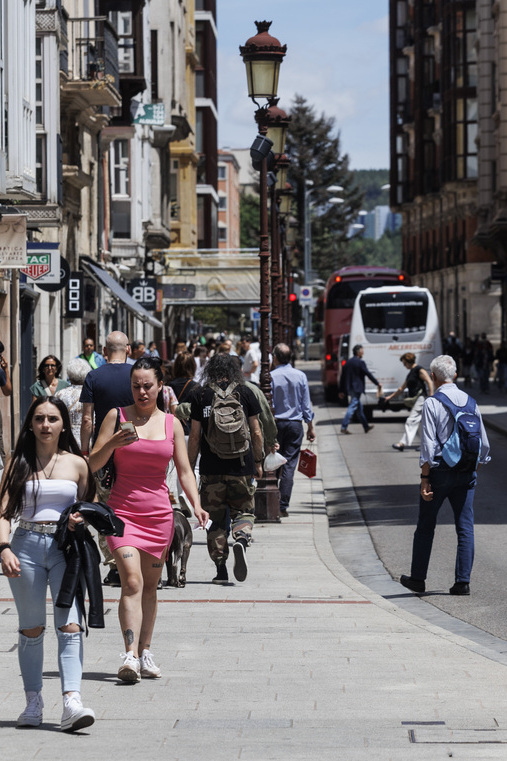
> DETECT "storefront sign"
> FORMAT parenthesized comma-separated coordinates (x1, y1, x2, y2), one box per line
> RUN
(21, 243, 60, 283)
(65, 273, 84, 318)
(127, 278, 157, 311)
(0, 213, 27, 268)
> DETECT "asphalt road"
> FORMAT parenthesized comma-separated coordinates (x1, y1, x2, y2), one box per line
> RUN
(306, 364, 507, 642)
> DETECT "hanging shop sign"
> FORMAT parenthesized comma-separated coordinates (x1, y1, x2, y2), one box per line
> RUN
(0, 213, 27, 268)
(126, 277, 157, 311)
(21, 242, 60, 283)
(65, 272, 84, 318)
(132, 102, 165, 126)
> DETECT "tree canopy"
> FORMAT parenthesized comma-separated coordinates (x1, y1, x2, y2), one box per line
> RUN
(286, 95, 363, 279)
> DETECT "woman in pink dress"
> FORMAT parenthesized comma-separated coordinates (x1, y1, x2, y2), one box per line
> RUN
(89, 358, 208, 682)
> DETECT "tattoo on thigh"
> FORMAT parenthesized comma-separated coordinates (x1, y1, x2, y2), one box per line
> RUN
(123, 628, 134, 645)
(123, 552, 134, 558)
(152, 562, 163, 568)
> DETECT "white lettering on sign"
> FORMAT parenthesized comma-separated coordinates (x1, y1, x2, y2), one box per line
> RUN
(132, 285, 156, 303)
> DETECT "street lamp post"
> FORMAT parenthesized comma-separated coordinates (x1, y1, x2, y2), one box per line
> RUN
(240, 21, 287, 523)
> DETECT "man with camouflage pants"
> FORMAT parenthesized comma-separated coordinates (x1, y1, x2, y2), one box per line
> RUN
(188, 354, 264, 584)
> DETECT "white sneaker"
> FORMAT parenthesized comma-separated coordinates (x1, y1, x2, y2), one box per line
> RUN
(17, 691, 43, 727)
(118, 651, 141, 682)
(60, 692, 95, 732)
(140, 649, 162, 679)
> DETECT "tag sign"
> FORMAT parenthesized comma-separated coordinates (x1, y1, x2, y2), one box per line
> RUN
(65, 273, 84, 318)
(22, 243, 59, 283)
(132, 103, 165, 125)
(0, 213, 27, 268)
(299, 286, 312, 305)
(127, 278, 157, 311)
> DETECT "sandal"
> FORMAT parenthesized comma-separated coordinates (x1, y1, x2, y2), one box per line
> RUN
(392, 443, 404, 451)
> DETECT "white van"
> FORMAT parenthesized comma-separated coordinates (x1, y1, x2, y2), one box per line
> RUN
(348, 286, 442, 415)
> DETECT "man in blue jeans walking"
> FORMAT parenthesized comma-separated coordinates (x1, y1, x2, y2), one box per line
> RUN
(271, 344, 315, 518)
(400, 354, 491, 596)
(339, 344, 381, 433)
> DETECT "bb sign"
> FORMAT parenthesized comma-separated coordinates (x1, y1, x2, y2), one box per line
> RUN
(127, 278, 157, 311)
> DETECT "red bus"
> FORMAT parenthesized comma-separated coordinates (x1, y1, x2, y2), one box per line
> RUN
(321, 265, 410, 400)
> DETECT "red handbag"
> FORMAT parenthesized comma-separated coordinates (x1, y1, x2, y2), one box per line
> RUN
(297, 447, 317, 479)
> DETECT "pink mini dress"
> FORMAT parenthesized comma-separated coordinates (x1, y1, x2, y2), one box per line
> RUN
(107, 408, 175, 559)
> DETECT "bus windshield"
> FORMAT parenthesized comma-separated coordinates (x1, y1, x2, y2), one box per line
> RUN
(359, 292, 429, 336)
(327, 279, 401, 309)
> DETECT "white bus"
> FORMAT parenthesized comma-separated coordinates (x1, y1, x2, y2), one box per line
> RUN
(348, 286, 442, 415)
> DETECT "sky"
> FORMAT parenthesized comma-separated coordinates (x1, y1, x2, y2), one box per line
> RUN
(216, 0, 390, 170)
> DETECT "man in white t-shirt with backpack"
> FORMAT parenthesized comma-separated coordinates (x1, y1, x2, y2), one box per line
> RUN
(400, 354, 490, 597)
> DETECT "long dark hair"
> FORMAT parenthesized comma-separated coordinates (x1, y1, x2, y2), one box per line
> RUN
(37, 354, 63, 381)
(0, 396, 95, 521)
(131, 356, 165, 411)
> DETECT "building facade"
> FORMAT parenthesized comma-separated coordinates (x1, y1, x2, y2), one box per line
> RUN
(389, 0, 502, 343)
(217, 149, 240, 250)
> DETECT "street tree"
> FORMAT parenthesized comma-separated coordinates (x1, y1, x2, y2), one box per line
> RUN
(286, 94, 363, 279)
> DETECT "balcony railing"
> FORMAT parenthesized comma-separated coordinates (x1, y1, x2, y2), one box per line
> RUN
(61, 16, 119, 91)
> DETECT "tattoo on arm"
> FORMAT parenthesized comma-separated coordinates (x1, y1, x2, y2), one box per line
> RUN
(123, 552, 134, 558)
(123, 628, 134, 646)
(152, 562, 163, 568)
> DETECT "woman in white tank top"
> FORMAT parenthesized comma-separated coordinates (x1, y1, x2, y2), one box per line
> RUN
(0, 396, 96, 732)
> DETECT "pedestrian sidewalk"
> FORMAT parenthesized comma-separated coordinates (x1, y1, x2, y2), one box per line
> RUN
(2, 408, 507, 757)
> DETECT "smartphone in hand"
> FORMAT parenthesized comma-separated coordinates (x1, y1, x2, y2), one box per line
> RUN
(120, 421, 139, 441)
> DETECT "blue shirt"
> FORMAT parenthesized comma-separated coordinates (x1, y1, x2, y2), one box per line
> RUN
(271, 363, 314, 423)
(419, 382, 491, 468)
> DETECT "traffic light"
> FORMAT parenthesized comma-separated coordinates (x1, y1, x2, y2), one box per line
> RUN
(289, 292, 298, 303)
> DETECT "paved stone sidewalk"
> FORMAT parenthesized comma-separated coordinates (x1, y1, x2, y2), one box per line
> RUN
(2, 407, 507, 756)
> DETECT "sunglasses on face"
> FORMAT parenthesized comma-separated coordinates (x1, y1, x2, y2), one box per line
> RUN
(44, 364, 56, 368)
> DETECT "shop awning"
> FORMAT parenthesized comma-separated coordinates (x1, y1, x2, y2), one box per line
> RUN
(82, 261, 163, 329)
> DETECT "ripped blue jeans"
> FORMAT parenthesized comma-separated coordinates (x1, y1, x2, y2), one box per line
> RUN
(9, 527, 83, 693)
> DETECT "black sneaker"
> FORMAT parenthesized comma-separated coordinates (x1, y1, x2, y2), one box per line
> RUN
(233, 539, 248, 582)
(212, 565, 229, 585)
(103, 567, 121, 587)
(400, 574, 425, 594)
(449, 582, 470, 596)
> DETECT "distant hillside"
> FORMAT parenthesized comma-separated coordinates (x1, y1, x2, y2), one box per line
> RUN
(352, 169, 390, 212)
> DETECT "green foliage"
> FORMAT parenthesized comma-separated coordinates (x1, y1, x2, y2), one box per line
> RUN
(286, 95, 364, 280)
(193, 306, 227, 330)
(240, 192, 260, 249)
(353, 169, 390, 211)
(336, 229, 402, 271)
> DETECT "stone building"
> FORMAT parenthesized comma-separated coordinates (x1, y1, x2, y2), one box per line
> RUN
(389, 0, 504, 343)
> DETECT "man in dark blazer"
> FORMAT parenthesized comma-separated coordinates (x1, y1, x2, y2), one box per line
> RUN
(339, 344, 382, 434)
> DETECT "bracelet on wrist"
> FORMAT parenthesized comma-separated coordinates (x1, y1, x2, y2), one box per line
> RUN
(81, 450, 89, 456)
(0, 542, 11, 556)
(420, 474, 430, 480)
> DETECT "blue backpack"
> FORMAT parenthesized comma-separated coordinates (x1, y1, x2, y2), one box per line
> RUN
(433, 391, 481, 472)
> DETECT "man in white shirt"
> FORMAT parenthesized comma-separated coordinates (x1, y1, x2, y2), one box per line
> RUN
(400, 354, 490, 597)
(241, 335, 261, 385)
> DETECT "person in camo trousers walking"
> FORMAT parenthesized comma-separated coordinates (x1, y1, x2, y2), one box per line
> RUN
(188, 354, 263, 585)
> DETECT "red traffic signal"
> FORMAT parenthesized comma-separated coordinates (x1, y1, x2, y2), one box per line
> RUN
(289, 292, 298, 302)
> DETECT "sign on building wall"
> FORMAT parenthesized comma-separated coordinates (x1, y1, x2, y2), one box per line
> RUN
(65, 273, 84, 318)
(127, 278, 157, 311)
(132, 103, 165, 125)
(21, 243, 60, 283)
(0, 213, 27, 268)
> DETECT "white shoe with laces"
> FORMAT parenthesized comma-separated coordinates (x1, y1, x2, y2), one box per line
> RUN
(118, 651, 141, 682)
(17, 691, 43, 727)
(140, 649, 162, 678)
(60, 692, 95, 732)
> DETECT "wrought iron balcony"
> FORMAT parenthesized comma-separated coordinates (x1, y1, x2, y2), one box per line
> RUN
(60, 16, 121, 108)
